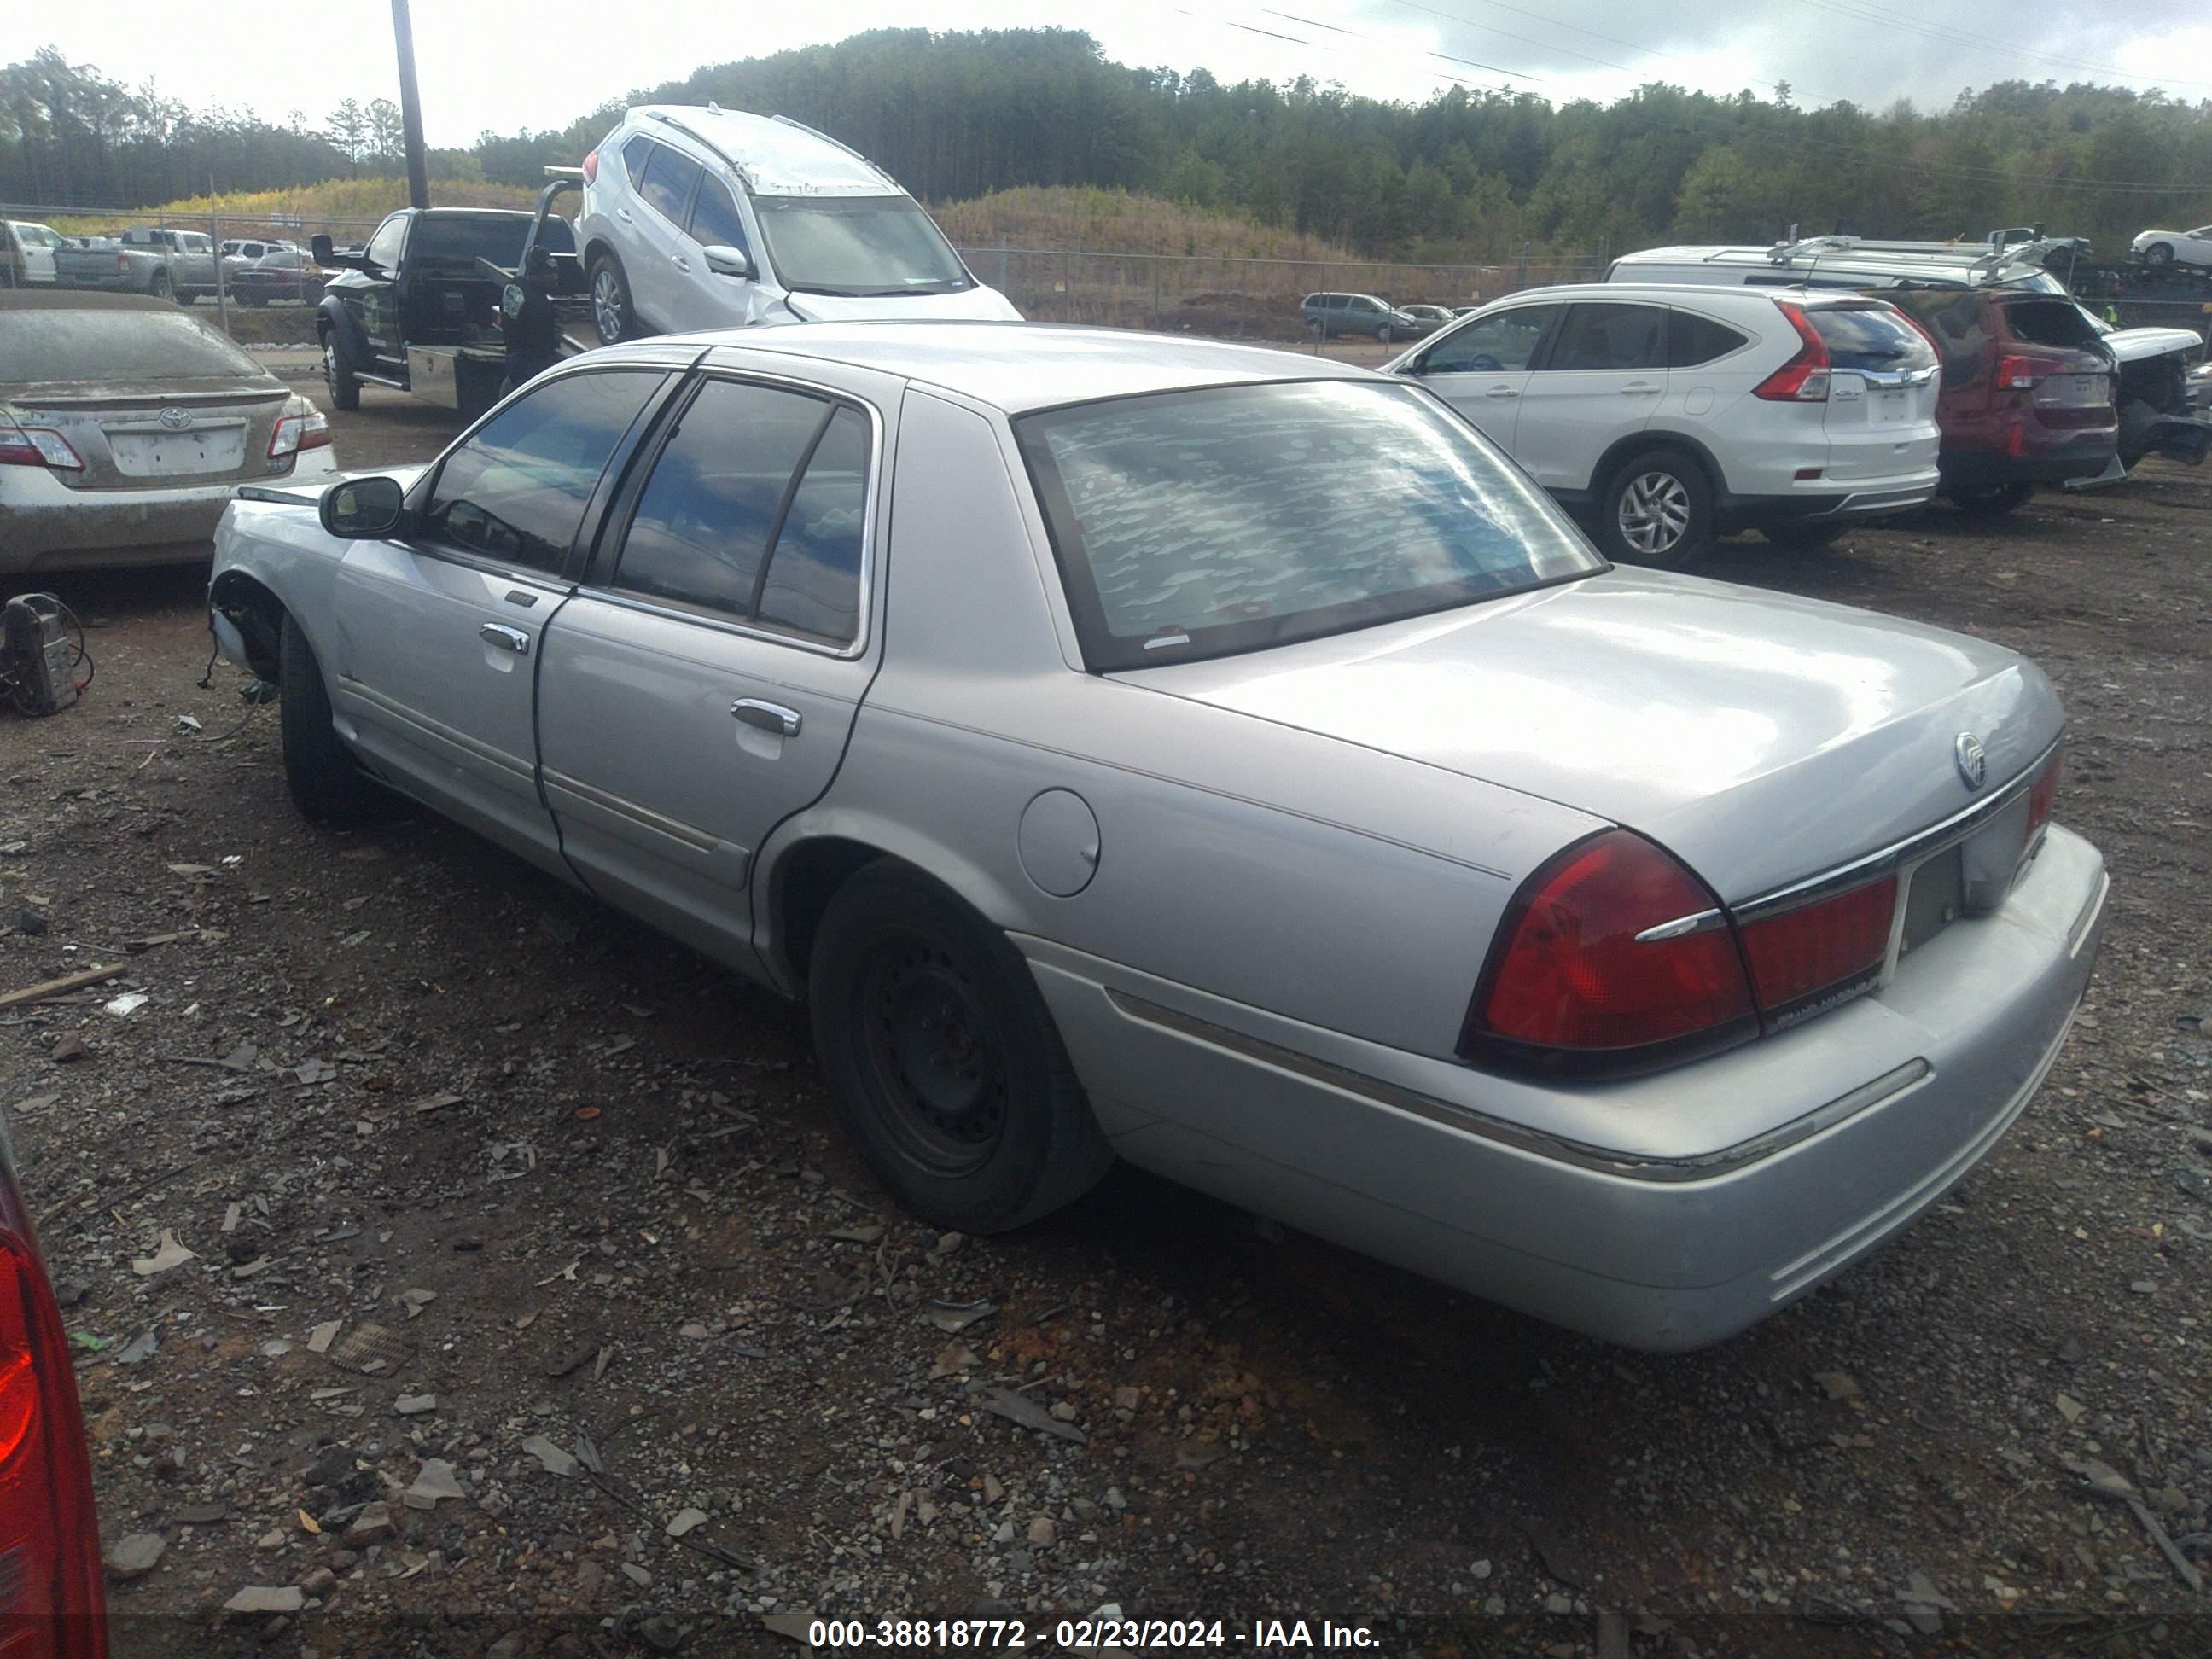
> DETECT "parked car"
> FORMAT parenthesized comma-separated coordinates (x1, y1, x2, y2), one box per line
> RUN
(219, 237, 296, 265)
(1300, 291, 1419, 342)
(1398, 303, 1457, 335)
(207, 323, 2104, 1353)
(2, 290, 335, 575)
(52, 226, 219, 302)
(1385, 283, 1941, 563)
(2, 1094, 110, 1654)
(1609, 237, 2209, 474)
(2130, 224, 2212, 270)
(3, 220, 66, 286)
(1880, 288, 2117, 514)
(230, 247, 326, 307)
(577, 105, 1017, 346)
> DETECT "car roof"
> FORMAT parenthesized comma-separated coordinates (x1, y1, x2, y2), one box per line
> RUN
(1476, 282, 1875, 308)
(646, 321, 1377, 414)
(626, 106, 896, 197)
(0, 288, 173, 313)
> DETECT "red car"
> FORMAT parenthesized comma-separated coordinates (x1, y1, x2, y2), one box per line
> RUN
(1888, 288, 2118, 515)
(1, 1102, 107, 1656)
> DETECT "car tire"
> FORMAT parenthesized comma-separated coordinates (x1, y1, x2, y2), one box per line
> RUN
(1598, 448, 1713, 568)
(1759, 521, 1846, 550)
(148, 270, 171, 301)
(2143, 242, 2174, 267)
(278, 614, 393, 824)
(322, 329, 362, 413)
(1947, 481, 2034, 517)
(1376, 324, 1394, 345)
(589, 252, 640, 346)
(808, 861, 1115, 1235)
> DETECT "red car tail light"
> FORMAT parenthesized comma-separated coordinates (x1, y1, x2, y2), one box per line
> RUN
(1463, 830, 1757, 1074)
(1735, 876, 1897, 1022)
(582, 148, 599, 183)
(0, 426, 84, 471)
(1995, 354, 2046, 391)
(268, 405, 330, 460)
(2021, 744, 2063, 868)
(0, 1185, 108, 1658)
(1752, 301, 1831, 403)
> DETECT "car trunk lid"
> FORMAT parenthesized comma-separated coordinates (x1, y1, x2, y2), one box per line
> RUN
(4, 379, 289, 491)
(1119, 568, 2063, 905)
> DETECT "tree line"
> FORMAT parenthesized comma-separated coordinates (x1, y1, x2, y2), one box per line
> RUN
(7, 29, 2210, 260)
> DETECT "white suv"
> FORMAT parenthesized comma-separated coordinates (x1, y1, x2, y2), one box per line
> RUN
(576, 106, 1019, 345)
(1383, 283, 1941, 565)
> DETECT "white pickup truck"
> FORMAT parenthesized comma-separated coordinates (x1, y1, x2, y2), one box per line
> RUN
(53, 227, 220, 303)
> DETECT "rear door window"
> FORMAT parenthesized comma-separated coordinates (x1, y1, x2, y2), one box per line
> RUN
(1804, 306, 1936, 373)
(1544, 303, 1664, 371)
(421, 370, 667, 574)
(1665, 311, 1749, 367)
(622, 135, 655, 186)
(638, 146, 702, 228)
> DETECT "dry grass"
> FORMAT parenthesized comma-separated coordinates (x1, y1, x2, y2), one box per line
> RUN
(933, 186, 1360, 262)
(48, 177, 538, 240)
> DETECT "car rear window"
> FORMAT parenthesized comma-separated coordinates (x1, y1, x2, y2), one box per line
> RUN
(1804, 306, 1936, 373)
(0, 310, 267, 383)
(1016, 380, 1603, 672)
(2001, 299, 2104, 352)
(409, 215, 573, 269)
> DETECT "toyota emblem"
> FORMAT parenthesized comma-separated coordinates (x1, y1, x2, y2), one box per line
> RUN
(1954, 732, 1988, 791)
(157, 407, 193, 431)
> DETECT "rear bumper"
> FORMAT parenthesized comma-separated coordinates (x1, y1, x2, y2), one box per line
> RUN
(1729, 472, 1941, 525)
(0, 451, 338, 572)
(1940, 434, 2117, 489)
(1024, 824, 2106, 1352)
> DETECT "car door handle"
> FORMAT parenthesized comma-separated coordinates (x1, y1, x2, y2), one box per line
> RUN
(1485, 386, 1520, 399)
(616, 208, 633, 224)
(1620, 381, 1662, 396)
(480, 622, 532, 655)
(731, 699, 800, 737)
(672, 255, 690, 272)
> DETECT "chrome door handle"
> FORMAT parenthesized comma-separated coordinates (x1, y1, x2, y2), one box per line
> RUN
(731, 699, 800, 737)
(672, 256, 690, 271)
(616, 208, 633, 224)
(480, 622, 531, 655)
(1484, 386, 1519, 399)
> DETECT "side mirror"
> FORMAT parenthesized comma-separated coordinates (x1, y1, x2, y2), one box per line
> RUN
(310, 233, 335, 265)
(701, 244, 755, 282)
(320, 475, 407, 540)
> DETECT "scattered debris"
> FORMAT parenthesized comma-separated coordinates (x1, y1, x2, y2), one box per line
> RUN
(521, 1435, 579, 1478)
(222, 1586, 303, 1615)
(306, 1320, 341, 1355)
(101, 992, 149, 1017)
(1, 963, 125, 1011)
(978, 1386, 1087, 1445)
(667, 1508, 708, 1538)
(403, 1459, 465, 1510)
(131, 1231, 195, 1277)
(104, 1534, 166, 1581)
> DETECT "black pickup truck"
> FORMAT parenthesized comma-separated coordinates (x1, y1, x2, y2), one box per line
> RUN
(311, 190, 583, 417)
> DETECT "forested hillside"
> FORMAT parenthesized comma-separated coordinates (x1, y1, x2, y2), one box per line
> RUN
(9, 28, 2210, 260)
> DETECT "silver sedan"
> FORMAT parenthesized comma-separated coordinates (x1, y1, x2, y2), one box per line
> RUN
(207, 323, 2105, 1351)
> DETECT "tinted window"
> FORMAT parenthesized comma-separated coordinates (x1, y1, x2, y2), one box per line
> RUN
(1891, 292, 1989, 389)
(2001, 299, 2103, 352)
(638, 146, 701, 226)
(758, 407, 869, 642)
(0, 310, 268, 383)
(1546, 303, 1663, 371)
(410, 214, 569, 268)
(364, 214, 408, 271)
(1806, 305, 1937, 373)
(1017, 380, 1601, 672)
(1665, 310, 1749, 368)
(423, 370, 663, 573)
(610, 381, 836, 618)
(1421, 304, 1558, 374)
(689, 178, 750, 255)
(623, 135, 655, 185)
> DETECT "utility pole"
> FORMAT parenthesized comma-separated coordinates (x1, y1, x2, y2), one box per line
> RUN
(389, 0, 431, 210)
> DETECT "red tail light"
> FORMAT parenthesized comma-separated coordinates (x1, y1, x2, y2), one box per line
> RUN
(0, 1179, 108, 1659)
(1753, 301, 1831, 403)
(2023, 743, 2062, 858)
(582, 148, 599, 183)
(1464, 830, 1756, 1073)
(1736, 876, 1897, 1022)
(1995, 354, 2047, 391)
(268, 406, 330, 460)
(0, 427, 84, 472)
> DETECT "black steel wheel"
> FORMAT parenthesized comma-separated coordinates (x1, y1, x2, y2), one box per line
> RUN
(809, 863, 1113, 1232)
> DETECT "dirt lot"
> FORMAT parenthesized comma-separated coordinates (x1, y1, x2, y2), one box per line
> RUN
(3, 363, 2209, 1659)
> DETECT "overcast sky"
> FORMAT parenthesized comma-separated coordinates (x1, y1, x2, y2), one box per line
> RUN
(30, 1, 2212, 148)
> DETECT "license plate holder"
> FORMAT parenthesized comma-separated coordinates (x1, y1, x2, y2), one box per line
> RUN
(109, 427, 247, 478)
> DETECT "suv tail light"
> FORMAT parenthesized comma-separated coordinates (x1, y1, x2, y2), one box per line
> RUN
(0, 1170, 108, 1658)
(1752, 301, 1831, 403)
(582, 148, 599, 183)
(1464, 831, 1757, 1074)
(1995, 354, 2049, 391)
(0, 423, 83, 472)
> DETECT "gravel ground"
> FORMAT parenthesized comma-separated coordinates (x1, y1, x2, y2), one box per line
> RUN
(3, 370, 2208, 1659)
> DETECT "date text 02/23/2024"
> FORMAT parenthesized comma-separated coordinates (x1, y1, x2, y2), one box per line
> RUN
(804, 1619, 1381, 1650)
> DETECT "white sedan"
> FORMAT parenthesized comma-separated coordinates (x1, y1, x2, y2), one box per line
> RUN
(2131, 225, 2212, 269)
